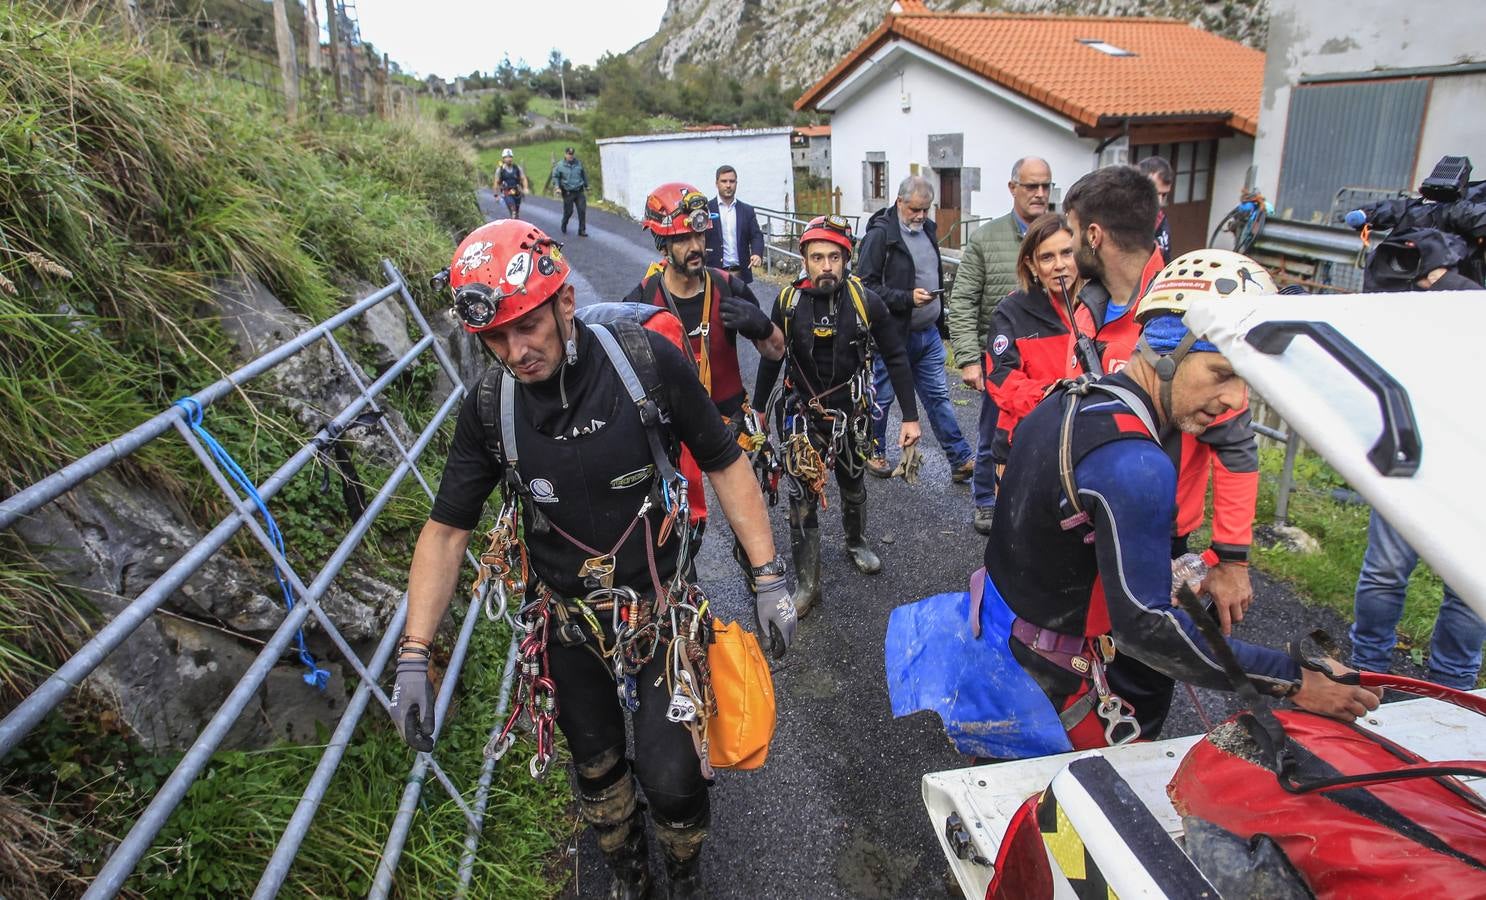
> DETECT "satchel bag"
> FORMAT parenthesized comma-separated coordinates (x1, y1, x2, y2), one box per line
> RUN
(706, 619, 776, 770)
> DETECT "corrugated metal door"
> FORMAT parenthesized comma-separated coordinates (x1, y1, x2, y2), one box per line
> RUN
(1276, 79, 1429, 223)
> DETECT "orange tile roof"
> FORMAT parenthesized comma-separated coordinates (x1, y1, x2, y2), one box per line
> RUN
(796, 12, 1263, 136)
(793, 125, 832, 138)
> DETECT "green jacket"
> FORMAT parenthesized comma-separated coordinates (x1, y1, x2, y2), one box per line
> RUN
(551, 158, 588, 193)
(946, 211, 1024, 369)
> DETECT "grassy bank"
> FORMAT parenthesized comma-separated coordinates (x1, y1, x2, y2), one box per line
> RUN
(1, 10, 570, 898)
(1252, 446, 1450, 654)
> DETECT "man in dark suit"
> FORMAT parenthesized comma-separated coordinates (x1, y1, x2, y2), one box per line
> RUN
(706, 165, 765, 284)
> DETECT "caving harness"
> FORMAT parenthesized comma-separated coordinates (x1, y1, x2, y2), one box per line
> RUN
(473, 321, 720, 779)
(764, 277, 876, 504)
(990, 375, 1160, 747)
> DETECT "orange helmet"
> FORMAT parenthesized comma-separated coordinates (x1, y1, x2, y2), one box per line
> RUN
(442, 219, 569, 333)
(642, 182, 712, 240)
(799, 214, 853, 259)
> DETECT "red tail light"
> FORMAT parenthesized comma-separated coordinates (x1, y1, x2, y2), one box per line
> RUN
(986, 793, 1054, 900)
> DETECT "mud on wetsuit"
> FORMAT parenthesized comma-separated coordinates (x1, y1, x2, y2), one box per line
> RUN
(983, 372, 1299, 745)
(429, 319, 740, 862)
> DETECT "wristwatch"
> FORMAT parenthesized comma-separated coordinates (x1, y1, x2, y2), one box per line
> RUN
(750, 555, 788, 579)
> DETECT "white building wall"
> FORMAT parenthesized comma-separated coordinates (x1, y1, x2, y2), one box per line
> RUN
(597, 129, 794, 221)
(1254, 0, 1486, 199)
(828, 53, 1091, 222)
(1415, 74, 1486, 184)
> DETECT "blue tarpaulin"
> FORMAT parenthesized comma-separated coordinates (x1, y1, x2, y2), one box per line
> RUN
(884, 573, 1073, 759)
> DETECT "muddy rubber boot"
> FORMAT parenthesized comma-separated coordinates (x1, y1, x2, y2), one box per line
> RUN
(654, 812, 708, 900)
(841, 494, 881, 575)
(578, 771, 653, 900)
(788, 501, 822, 618)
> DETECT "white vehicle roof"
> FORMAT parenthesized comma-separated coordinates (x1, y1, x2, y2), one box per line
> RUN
(1185, 291, 1485, 616)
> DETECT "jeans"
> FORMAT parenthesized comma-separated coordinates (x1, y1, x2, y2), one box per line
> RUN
(561, 189, 588, 233)
(1351, 509, 1485, 690)
(870, 326, 973, 465)
(972, 392, 1000, 509)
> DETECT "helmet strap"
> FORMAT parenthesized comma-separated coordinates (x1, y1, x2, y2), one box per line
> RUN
(1137, 332, 1197, 434)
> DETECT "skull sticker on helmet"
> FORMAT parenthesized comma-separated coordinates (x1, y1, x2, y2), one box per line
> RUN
(456, 240, 494, 277)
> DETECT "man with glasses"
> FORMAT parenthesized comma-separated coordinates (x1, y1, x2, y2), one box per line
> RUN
(395, 218, 794, 898)
(857, 175, 974, 483)
(948, 156, 1054, 534)
(753, 215, 920, 618)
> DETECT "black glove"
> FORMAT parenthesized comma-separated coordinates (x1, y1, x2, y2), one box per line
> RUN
(754, 574, 797, 659)
(721, 295, 774, 341)
(390, 656, 436, 751)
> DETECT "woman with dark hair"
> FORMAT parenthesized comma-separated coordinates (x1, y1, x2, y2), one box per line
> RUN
(982, 213, 1083, 469)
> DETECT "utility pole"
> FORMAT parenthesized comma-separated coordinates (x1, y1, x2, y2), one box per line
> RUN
(558, 69, 569, 124)
(271, 0, 299, 118)
(324, 0, 344, 111)
(304, 0, 322, 72)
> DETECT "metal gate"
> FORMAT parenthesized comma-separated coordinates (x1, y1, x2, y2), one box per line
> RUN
(0, 261, 515, 898)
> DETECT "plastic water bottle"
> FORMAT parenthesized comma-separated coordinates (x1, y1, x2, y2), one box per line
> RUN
(1171, 553, 1208, 598)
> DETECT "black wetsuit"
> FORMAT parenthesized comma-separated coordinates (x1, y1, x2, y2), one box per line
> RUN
(430, 319, 739, 824)
(983, 372, 1300, 738)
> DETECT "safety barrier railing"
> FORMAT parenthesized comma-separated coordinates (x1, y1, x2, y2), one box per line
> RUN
(0, 260, 516, 897)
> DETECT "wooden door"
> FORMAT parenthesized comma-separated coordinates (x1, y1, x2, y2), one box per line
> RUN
(1134, 141, 1217, 258)
(937, 168, 962, 249)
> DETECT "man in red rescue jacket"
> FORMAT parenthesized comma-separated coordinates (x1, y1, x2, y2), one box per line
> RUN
(1061, 166, 1262, 737)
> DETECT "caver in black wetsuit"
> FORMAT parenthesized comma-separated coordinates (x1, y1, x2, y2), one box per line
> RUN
(984, 371, 1300, 742)
(753, 276, 919, 611)
(430, 318, 739, 866)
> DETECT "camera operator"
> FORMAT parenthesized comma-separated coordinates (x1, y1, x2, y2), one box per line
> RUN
(1347, 155, 1486, 290)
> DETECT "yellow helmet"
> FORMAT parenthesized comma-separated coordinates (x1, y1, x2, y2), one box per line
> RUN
(1136, 249, 1277, 323)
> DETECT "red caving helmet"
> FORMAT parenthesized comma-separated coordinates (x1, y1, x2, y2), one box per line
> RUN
(799, 214, 854, 259)
(443, 219, 569, 333)
(642, 182, 713, 238)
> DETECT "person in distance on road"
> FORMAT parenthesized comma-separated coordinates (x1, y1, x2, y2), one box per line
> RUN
(551, 146, 589, 236)
(391, 219, 793, 899)
(493, 148, 530, 219)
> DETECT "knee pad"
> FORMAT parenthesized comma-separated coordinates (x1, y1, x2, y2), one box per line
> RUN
(573, 744, 627, 793)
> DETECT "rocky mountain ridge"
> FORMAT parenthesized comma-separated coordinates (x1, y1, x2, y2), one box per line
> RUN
(631, 0, 1268, 90)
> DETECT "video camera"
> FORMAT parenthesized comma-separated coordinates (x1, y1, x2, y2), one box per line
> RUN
(1347, 155, 1486, 290)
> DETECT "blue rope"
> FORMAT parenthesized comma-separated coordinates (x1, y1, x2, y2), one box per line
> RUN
(174, 398, 331, 690)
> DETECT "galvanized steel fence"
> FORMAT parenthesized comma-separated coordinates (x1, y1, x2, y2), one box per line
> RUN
(0, 261, 515, 897)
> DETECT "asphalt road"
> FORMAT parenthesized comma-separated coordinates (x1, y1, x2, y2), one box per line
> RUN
(474, 191, 1397, 899)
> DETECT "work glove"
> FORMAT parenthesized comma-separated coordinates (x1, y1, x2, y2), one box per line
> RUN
(721, 295, 774, 341)
(390, 656, 436, 752)
(754, 574, 796, 660)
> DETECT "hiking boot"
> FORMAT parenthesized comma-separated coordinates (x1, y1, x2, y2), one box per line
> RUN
(951, 459, 975, 483)
(788, 504, 822, 618)
(973, 505, 995, 535)
(865, 454, 892, 478)
(842, 495, 882, 575)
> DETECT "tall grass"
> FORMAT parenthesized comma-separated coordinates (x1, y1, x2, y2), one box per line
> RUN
(2, 9, 572, 898)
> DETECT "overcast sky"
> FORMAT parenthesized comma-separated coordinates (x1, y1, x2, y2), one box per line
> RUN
(349, 0, 669, 79)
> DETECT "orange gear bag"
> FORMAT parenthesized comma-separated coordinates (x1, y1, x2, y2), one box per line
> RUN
(706, 619, 777, 770)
